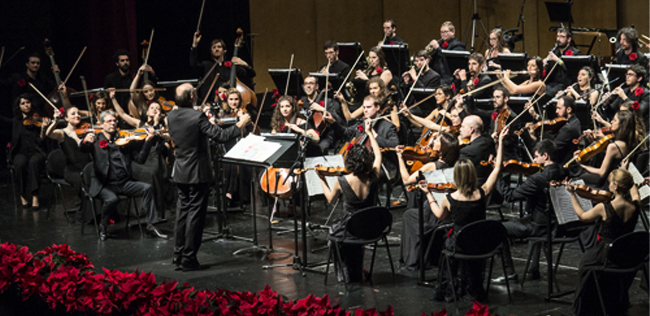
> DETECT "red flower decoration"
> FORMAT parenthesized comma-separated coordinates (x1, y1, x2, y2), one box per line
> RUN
(629, 52, 638, 61)
(132, 73, 136, 78)
(6, 142, 10, 149)
(635, 87, 644, 97)
(318, 101, 324, 106)
(89, 93, 93, 100)
(597, 234, 602, 243)
(451, 83, 456, 92)
(446, 228, 453, 238)
(565, 50, 574, 56)
(491, 112, 498, 121)
(376, 67, 383, 74)
(314, 130, 320, 136)
(279, 123, 285, 131)
(224, 61, 232, 68)
(632, 101, 640, 110)
(98, 140, 109, 149)
(473, 77, 479, 86)
(17, 79, 26, 87)
(542, 69, 547, 78)
(357, 124, 365, 133)
(389, 41, 395, 45)
(441, 42, 449, 49)
(146, 100, 153, 106)
(272, 89, 282, 101)
(59, 107, 65, 115)
(346, 142, 354, 152)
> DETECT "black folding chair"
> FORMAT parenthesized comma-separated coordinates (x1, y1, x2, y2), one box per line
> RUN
(46, 148, 74, 221)
(6, 144, 18, 212)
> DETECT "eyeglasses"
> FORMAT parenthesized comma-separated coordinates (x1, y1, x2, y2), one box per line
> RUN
(626, 73, 637, 77)
(304, 82, 316, 86)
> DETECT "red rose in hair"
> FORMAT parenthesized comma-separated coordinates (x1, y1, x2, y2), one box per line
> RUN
(59, 107, 65, 115)
(542, 69, 547, 78)
(473, 77, 479, 86)
(357, 124, 365, 133)
(441, 42, 449, 49)
(451, 83, 456, 92)
(565, 50, 574, 56)
(224, 61, 232, 68)
(634, 87, 644, 97)
(318, 101, 324, 106)
(491, 112, 498, 121)
(629, 53, 637, 61)
(98, 140, 109, 149)
(389, 41, 395, 45)
(632, 101, 640, 110)
(346, 142, 354, 152)
(17, 79, 26, 87)
(376, 67, 383, 74)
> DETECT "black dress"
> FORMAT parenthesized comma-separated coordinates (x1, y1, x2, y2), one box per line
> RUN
(434, 188, 487, 302)
(329, 175, 379, 283)
(60, 134, 92, 221)
(10, 116, 46, 198)
(221, 123, 252, 204)
(573, 202, 639, 316)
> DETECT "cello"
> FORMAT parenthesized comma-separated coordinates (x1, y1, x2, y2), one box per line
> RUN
(43, 39, 76, 117)
(230, 28, 258, 112)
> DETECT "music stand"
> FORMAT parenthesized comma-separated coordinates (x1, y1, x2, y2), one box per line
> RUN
(498, 53, 528, 71)
(308, 72, 343, 93)
(441, 50, 470, 73)
(337, 42, 365, 69)
(381, 44, 410, 77)
(604, 64, 630, 85)
(410, 88, 438, 117)
(562, 55, 602, 85)
(545, 1, 573, 28)
(268, 68, 304, 97)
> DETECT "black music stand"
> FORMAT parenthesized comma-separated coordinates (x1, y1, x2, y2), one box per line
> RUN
(269, 68, 304, 97)
(498, 53, 528, 71)
(604, 64, 630, 85)
(410, 88, 438, 117)
(562, 55, 601, 84)
(545, 2, 573, 29)
(441, 50, 470, 73)
(308, 72, 343, 93)
(381, 44, 410, 78)
(224, 136, 298, 260)
(337, 42, 366, 69)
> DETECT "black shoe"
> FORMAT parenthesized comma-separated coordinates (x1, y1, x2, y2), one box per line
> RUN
(99, 225, 108, 241)
(181, 260, 209, 272)
(22, 203, 31, 209)
(172, 257, 182, 270)
(31, 205, 40, 212)
(491, 273, 518, 284)
(147, 224, 168, 239)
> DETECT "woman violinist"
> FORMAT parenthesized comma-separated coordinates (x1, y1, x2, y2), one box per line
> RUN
(575, 110, 637, 187)
(271, 96, 319, 138)
(396, 132, 459, 186)
(567, 167, 640, 316)
(128, 64, 160, 120)
(401, 85, 460, 135)
(483, 28, 511, 72)
(355, 46, 393, 86)
(317, 119, 382, 283)
(10, 94, 49, 210)
(45, 107, 93, 222)
(111, 89, 166, 130)
(592, 100, 647, 145)
(498, 57, 545, 97)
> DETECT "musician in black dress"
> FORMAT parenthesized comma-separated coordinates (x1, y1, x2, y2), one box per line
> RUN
(10, 95, 49, 210)
(562, 66, 600, 106)
(355, 46, 393, 87)
(483, 28, 511, 72)
(498, 57, 545, 97)
(427, 21, 467, 85)
(614, 27, 649, 66)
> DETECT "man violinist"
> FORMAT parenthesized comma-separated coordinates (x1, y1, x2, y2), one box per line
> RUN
(190, 32, 256, 101)
(319, 41, 351, 79)
(79, 110, 166, 241)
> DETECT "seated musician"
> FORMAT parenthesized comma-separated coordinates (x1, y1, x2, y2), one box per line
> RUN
(601, 64, 648, 123)
(382, 19, 405, 45)
(401, 50, 440, 92)
(484, 28, 511, 72)
(497, 57, 545, 97)
(427, 21, 467, 85)
(542, 28, 581, 96)
(79, 90, 114, 123)
(355, 46, 393, 87)
(320, 41, 351, 78)
(301, 75, 344, 125)
(560, 66, 600, 106)
(400, 84, 454, 131)
(112, 89, 165, 129)
(128, 65, 162, 120)
(79, 110, 166, 240)
(271, 96, 322, 156)
(452, 52, 492, 99)
(330, 96, 400, 179)
(317, 119, 381, 283)
(45, 107, 92, 222)
(457, 115, 495, 186)
(593, 100, 647, 145)
(10, 95, 48, 210)
(337, 77, 400, 131)
(491, 140, 564, 284)
(614, 27, 649, 66)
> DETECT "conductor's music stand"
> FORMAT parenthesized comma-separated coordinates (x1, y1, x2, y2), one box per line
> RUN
(337, 42, 366, 70)
(381, 44, 410, 78)
(269, 68, 304, 98)
(563, 55, 602, 85)
(441, 50, 470, 74)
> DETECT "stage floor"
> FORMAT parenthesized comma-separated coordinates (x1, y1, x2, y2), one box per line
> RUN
(0, 171, 648, 316)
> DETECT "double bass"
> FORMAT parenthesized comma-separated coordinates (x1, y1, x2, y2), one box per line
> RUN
(230, 28, 257, 112)
(43, 39, 76, 117)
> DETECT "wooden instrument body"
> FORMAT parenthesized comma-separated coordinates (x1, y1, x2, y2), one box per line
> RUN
(260, 167, 295, 199)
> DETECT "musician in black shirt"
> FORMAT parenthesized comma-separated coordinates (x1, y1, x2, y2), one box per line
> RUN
(319, 41, 351, 79)
(542, 28, 581, 96)
(104, 49, 156, 110)
(614, 27, 649, 66)
(427, 21, 467, 85)
(382, 19, 405, 45)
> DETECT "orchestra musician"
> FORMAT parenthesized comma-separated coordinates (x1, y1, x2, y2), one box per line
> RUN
(497, 57, 545, 97)
(168, 83, 249, 271)
(402, 50, 441, 92)
(355, 46, 393, 86)
(453, 53, 492, 99)
(300, 76, 342, 154)
(79, 110, 166, 241)
(320, 41, 351, 78)
(542, 28, 581, 96)
(1, 53, 57, 115)
(491, 140, 564, 284)
(614, 27, 649, 66)
(601, 64, 648, 123)
(337, 77, 399, 130)
(10, 95, 49, 210)
(594, 100, 648, 145)
(561, 66, 600, 106)
(104, 49, 155, 111)
(484, 28, 511, 72)
(400, 85, 457, 132)
(128, 64, 161, 120)
(382, 19, 405, 45)
(457, 115, 495, 186)
(112, 89, 165, 129)
(427, 21, 467, 85)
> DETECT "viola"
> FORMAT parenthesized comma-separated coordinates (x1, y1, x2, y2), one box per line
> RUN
(406, 182, 456, 192)
(23, 114, 44, 127)
(550, 180, 614, 203)
(114, 127, 167, 146)
(459, 138, 471, 147)
(564, 134, 614, 168)
(295, 166, 350, 177)
(260, 167, 295, 199)
(383, 146, 437, 164)
(514, 117, 567, 136)
(480, 159, 544, 176)
(572, 127, 613, 145)
(74, 122, 101, 136)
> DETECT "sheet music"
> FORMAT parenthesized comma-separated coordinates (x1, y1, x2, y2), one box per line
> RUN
(303, 155, 346, 197)
(628, 163, 645, 185)
(639, 185, 650, 202)
(549, 180, 594, 225)
(423, 168, 455, 185)
(430, 192, 447, 208)
(224, 134, 282, 162)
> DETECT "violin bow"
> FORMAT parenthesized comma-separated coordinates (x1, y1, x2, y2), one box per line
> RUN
(252, 88, 268, 135)
(402, 63, 426, 107)
(143, 28, 155, 68)
(62, 46, 86, 85)
(0, 46, 24, 70)
(622, 134, 650, 164)
(79, 76, 95, 133)
(334, 51, 364, 97)
(284, 54, 294, 96)
(196, 0, 206, 32)
(324, 60, 331, 113)
(200, 72, 220, 107)
(28, 83, 59, 113)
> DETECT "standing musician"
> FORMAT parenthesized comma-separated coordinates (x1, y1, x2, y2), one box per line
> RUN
(457, 115, 495, 186)
(528, 96, 581, 168)
(427, 21, 467, 85)
(190, 33, 256, 101)
(104, 49, 155, 111)
(382, 19, 405, 45)
(2, 53, 57, 115)
(542, 28, 581, 96)
(484, 28, 511, 72)
(561, 66, 600, 106)
(355, 46, 393, 86)
(79, 110, 166, 241)
(168, 83, 249, 271)
(453, 53, 492, 99)
(614, 27, 649, 66)
(601, 64, 648, 123)
(497, 57, 545, 97)
(491, 140, 564, 284)
(402, 50, 441, 92)
(320, 41, 351, 79)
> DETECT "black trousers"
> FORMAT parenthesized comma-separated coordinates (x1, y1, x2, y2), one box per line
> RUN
(174, 183, 210, 263)
(501, 216, 547, 275)
(96, 180, 158, 227)
(13, 152, 45, 197)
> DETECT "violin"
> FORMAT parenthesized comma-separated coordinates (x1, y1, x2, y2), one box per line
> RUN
(480, 159, 544, 176)
(74, 122, 101, 136)
(406, 182, 456, 192)
(494, 107, 510, 135)
(114, 127, 167, 146)
(415, 101, 452, 148)
(550, 180, 614, 203)
(572, 127, 613, 145)
(156, 96, 175, 112)
(260, 167, 295, 199)
(514, 117, 567, 136)
(459, 138, 471, 147)
(383, 146, 438, 164)
(23, 114, 44, 127)
(564, 134, 614, 168)
(295, 166, 350, 177)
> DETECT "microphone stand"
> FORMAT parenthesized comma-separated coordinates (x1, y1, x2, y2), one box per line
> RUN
(516, 0, 527, 52)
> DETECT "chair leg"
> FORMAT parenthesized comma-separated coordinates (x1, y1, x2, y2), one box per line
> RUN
(445, 255, 459, 315)
(642, 263, 649, 292)
(383, 236, 397, 285)
(368, 241, 378, 285)
(500, 250, 512, 303)
(486, 255, 495, 291)
(324, 245, 332, 285)
(553, 242, 566, 277)
(520, 241, 539, 288)
(591, 270, 608, 316)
